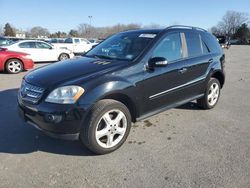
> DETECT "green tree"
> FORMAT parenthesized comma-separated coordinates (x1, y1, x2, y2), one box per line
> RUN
(4, 23, 15, 36)
(234, 24, 250, 43)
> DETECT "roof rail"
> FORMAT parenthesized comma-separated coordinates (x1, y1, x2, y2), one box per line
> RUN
(165, 25, 207, 32)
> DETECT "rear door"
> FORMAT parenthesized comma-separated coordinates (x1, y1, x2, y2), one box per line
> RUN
(182, 31, 212, 97)
(18, 42, 40, 62)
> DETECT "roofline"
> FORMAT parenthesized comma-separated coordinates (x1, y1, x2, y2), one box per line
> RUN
(165, 25, 207, 32)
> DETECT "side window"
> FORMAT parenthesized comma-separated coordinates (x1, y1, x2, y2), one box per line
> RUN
(80, 39, 88, 44)
(64, 38, 73, 43)
(74, 39, 80, 43)
(201, 41, 209, 54)
(185, 32, 203, 57)
(19, 42, 36, 48)
(201, 33, 222, 54)
(152, 33, 182, 62)
(36, 42, 51, 49)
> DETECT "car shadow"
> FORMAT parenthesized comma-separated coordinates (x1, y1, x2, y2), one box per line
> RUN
(0, 88, 93, 156)
(176, 101, 202, 110)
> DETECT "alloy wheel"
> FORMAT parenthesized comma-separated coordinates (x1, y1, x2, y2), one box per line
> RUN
(95, 109, 127, 148)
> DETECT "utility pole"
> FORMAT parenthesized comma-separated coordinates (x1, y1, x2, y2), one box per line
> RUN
(88, 16, 93, 27)
(88, 16, 93, 37)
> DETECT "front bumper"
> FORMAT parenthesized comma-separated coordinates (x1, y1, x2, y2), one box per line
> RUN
(18, 95, 89, 140)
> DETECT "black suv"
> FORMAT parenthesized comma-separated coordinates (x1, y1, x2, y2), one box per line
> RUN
(18, 25, 225, 154)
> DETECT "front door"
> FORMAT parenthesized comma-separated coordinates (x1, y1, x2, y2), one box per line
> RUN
(142, 32, 189, 114)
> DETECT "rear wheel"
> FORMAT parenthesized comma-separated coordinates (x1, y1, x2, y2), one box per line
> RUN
(80, 99, 131, 154)
(5, 59, 23, 74)
(58, 53, 69, 61)
(197, 78, 221, 109)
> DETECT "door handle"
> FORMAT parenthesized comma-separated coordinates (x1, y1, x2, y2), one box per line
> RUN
(179, 67, 187, 74)
(208, 59, 213, 63)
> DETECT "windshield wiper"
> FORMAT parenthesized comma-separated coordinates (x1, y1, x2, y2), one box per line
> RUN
(90, 54, 114, 60)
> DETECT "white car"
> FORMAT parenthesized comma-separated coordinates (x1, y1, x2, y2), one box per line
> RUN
(52, 38, 93, 54)
(4, 40, 74, 62)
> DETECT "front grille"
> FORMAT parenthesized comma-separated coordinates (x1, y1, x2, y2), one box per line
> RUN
(19, 81, 45, 104)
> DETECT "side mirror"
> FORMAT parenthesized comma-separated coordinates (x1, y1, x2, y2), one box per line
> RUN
(148, 57, 168, 69)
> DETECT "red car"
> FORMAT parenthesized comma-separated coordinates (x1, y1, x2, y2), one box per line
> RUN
(0, 49, 34, 74)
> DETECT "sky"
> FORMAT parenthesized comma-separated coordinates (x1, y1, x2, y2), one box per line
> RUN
(0, 0, 250, 33)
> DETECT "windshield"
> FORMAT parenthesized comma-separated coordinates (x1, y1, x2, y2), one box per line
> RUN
(86, 32, 156, 61)
(0, 38, 14, 46)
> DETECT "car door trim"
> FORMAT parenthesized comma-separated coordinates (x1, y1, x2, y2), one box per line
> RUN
(149, 76, 206, 99)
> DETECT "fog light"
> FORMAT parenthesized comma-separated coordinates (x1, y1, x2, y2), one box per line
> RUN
(45, 114, 62, 123)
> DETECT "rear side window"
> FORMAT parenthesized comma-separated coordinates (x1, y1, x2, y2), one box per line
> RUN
(201, 33, 222, 53)
(74, 39, 80, 43)
(19, 42, 36, 48)
(152, 33, 182, 62)
(64, 38, 73, 43)
(185, 32, 203, 57)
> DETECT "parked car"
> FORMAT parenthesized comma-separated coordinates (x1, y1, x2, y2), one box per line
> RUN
(49, 38, 65, 44)
(0, 50, 34, 74)
(2, 40, 74, 62)
(89, 38, 100, 45)
(217, 36, 230, 49)
(52, 37, 93, 55)
(18, 25, 225, 154)
(0, 37, 13, 46)
(229, 39, 240, 45)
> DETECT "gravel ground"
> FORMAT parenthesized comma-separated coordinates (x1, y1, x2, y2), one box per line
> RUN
(0, 46, 250, 188)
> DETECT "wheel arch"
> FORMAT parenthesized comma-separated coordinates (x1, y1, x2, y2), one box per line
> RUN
(210, 70, 225, 88)
(101, 93, 137, 123)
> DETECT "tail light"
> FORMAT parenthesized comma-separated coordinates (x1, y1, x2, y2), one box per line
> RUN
(0, 48, 8, 51)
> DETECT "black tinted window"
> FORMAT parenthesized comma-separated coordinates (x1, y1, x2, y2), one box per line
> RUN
(201, 33, 222, 53)
(19, 42, 36, 48)
(185, 32, 203, 57)
(152, 33, 182, 62)
(64, 38, 73, 43)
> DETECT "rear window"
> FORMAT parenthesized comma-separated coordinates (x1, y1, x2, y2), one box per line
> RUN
(185, 32, 203, 57)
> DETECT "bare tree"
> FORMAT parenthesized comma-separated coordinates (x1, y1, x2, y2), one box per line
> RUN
(28, 26, 50, 38)
(78, 23, 89, 37)
(143, 23, 163, 29)
(217, 11, 248, 37)
(0, 25, 3, 35)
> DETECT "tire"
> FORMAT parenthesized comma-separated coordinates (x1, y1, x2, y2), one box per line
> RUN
(80, 99, 131, 154)
(5, 59, 23, 74)
(58, 53, 69, 61)
(197, 78, 221, 109)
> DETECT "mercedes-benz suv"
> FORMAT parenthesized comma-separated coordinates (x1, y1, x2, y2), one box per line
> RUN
(18, 25, 225, 154)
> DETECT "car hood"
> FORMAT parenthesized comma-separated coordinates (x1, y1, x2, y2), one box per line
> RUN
(24, 57, 126, 88)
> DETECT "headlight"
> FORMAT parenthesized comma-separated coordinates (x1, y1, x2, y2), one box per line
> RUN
(45, 86, 84, 104)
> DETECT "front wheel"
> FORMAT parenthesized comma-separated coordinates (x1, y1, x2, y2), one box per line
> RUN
(58, 53, 69, 61)
(80, 99, 131, 154)
(197, 78, 221, 109)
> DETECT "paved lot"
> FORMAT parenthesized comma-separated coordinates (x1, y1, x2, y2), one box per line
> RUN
(0, 46, 250, 188)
